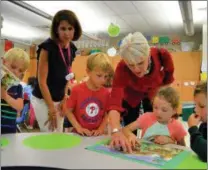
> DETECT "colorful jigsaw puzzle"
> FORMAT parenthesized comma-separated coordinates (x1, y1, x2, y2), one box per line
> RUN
(86, 139, 207, 169)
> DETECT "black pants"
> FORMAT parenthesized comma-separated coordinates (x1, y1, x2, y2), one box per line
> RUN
(122, 98, 153, 135)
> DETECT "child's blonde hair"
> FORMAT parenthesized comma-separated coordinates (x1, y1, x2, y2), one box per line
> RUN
(156, 86, 180, 109)
(3, 48, 30, 70)
(119, 32, 150, 64)
(194, 81, 207, 96)
(87, 52, 113, 74)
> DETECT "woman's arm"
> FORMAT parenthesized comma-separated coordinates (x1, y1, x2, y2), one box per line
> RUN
(38, 49, 55, 112)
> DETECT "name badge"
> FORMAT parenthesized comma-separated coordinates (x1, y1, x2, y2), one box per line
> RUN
(65, 72, 74, 81)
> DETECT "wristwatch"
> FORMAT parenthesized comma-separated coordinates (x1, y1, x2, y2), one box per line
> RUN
(111, 128, 121, 134)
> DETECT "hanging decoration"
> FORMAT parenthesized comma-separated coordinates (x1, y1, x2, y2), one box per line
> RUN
(108, 23, 120, 37)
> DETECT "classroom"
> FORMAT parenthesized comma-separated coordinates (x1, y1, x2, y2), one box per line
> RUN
(1, 1, 207, 169)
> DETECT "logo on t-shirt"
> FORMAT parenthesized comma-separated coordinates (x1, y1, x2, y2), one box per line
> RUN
(85, 103, 99, 117)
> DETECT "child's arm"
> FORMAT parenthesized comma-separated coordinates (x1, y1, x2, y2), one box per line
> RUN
(1, 87, 23, 111)
(66, 108, 92, 136)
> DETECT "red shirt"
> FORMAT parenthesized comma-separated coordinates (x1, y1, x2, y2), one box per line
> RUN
(67, 82, 110, 130)
(108, 47, 174, 112)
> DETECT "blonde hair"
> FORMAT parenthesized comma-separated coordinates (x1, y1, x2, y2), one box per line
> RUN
(87, 52, 113, 74)
(3, 48, 30, 70)
(156, 86, 180, 109)
(119, 32, 150, 63)
(194, 81, 207, 96)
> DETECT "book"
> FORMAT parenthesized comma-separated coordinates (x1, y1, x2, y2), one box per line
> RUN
(1, 65, 20, 90)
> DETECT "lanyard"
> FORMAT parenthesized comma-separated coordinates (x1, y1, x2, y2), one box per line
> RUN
(58, 44, 74, 83)
(58, 44, 72, 73)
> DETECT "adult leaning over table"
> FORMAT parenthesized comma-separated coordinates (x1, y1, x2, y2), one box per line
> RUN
(108, 32, 175, 152)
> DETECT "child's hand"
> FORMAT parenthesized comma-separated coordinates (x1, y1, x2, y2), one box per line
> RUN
(76, 127, 92, 136)
(154, 135, 175, 145)
(91, 127, 105, 136)
(188, 113, 201, 128)
(127, 133, 138, 149)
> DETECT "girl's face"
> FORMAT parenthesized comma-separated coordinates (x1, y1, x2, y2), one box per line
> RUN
(153, 96, 176, 124)
(124, 56, 149, 78)
(194, 93, 207, 122)
(57, 20, 75, 43)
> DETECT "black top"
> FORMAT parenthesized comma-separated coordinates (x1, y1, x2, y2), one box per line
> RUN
(188, 122, 207, 162)
(32, 38, 77, 102)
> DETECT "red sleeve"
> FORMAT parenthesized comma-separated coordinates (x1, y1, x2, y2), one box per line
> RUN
(107, 61, 127, 113)
(172, 120, 187, 142)
(159, 48, 175, 85)
(67, 86, 78, 109)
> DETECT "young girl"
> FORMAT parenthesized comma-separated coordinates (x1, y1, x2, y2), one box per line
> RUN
(123, 86, 187, 148)
(188, 81, 207, 162)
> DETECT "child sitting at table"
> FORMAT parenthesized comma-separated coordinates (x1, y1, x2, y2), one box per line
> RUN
(65, 53, 113, 136)
(188, 81, 207, 162)
(1, 48, 30, 134)
(123, 86, 187, 146)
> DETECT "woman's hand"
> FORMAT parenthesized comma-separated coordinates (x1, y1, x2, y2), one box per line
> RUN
(110, 131, 132, 153)
(44, 105, 58, 131)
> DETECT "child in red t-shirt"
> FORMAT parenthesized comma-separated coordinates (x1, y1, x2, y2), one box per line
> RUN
(123, 86, 187, 146)
(66, 53, 114, 136)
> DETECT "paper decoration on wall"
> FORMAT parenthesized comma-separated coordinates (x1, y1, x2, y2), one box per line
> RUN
(181, 42, 194, 52)
(107, 47, 117, 57)
(151, 36, 159, 44)
(190, 81, 196, 86)
(90, 48, 101, 55)
(159, 36, 170, 44)
(4, 40, 13, 52)
(172, 37, 181, 45)
(108, 23, 120, 37)
(145, 35, 151, 42)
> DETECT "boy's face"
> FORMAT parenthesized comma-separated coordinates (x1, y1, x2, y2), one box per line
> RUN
(87, 67, 109, 89)
(194, 93, 207, 122)
(3, 58, 27, 79)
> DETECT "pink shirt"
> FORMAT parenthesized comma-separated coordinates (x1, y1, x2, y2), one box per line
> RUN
(137, 112, 187, 142)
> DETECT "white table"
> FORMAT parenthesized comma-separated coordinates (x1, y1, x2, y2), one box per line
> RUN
(1, 133, 161, 169)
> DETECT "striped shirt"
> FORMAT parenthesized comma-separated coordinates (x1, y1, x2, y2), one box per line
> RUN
(1, 84, 23, 134)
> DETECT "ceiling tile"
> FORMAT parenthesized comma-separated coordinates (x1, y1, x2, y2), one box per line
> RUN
(104, 1, 138, 15)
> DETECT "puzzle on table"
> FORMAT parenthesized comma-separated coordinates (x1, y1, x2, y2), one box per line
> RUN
(86, 139, 187, 168)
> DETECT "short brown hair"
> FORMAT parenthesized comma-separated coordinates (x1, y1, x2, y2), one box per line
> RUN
(194, 81, 207, 96)
(156, 86, 180, 109)
(50, 10, 82, 41)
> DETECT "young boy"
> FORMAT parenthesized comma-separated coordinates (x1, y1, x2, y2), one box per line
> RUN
(188, 81, 207, 162)
(66, 53, 113, 136)
(1, 48, 30, 134)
